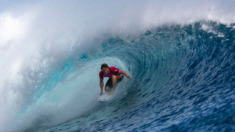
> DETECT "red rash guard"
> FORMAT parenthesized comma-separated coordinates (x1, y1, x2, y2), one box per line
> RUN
(99, 66, 120, 81)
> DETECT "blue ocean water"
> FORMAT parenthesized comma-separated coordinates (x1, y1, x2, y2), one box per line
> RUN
(29, 22, 234, 132)
(1, 1, 235, 132)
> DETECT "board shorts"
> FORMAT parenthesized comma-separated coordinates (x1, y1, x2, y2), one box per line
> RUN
(105, 74, 124, 88)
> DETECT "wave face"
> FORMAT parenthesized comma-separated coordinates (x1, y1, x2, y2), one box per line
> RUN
(35, 22, 235, 132)
(1, 1, 235, 132)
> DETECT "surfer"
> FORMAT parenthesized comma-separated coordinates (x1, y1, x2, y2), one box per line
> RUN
(99, 63, 130, 95)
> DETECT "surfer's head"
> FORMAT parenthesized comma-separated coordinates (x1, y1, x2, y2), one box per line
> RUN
(101, 63, 109, 74)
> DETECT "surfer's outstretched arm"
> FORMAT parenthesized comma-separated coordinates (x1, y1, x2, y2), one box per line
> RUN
(120, 70, 131, 79)
(100, 81, 104, 96)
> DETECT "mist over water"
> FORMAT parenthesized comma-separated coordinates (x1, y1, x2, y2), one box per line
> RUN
(0, 0, 235, 131)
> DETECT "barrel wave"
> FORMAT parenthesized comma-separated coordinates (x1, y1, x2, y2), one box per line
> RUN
(33, 22, 234, 132)
(1, 1, 235, 132)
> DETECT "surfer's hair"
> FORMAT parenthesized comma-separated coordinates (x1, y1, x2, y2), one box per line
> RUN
(101, 63, 109, 69)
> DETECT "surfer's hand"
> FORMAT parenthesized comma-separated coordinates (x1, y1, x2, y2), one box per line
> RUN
(127, 76, 131, 80)
(100, 92, 103, 96)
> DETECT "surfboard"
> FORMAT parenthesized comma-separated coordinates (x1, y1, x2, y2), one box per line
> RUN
(98, 93, 112, 101)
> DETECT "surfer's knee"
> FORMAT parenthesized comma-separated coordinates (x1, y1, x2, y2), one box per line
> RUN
(112, 75, 116, 80)
(105, 86, 110, 92)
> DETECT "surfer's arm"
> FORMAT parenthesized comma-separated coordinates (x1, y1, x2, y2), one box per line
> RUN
(120, 70, 130, 79)
(100, 81, 104, 95)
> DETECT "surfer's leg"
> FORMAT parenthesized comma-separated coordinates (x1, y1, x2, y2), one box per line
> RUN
(112, 75, 117, 89)
(105, 78, 113, 92)
(108, 75, 117, 95)
(105, 86, 111, 92)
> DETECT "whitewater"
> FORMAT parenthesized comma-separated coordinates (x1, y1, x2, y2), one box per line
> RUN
(0, 0, 235, 131)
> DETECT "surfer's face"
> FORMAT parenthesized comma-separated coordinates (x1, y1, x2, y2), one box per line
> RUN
(102, 67, 109, 74)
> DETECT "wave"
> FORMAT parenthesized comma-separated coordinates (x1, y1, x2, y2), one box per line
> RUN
(16, 21, 235, 132)
(1, 1, 235, 132)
